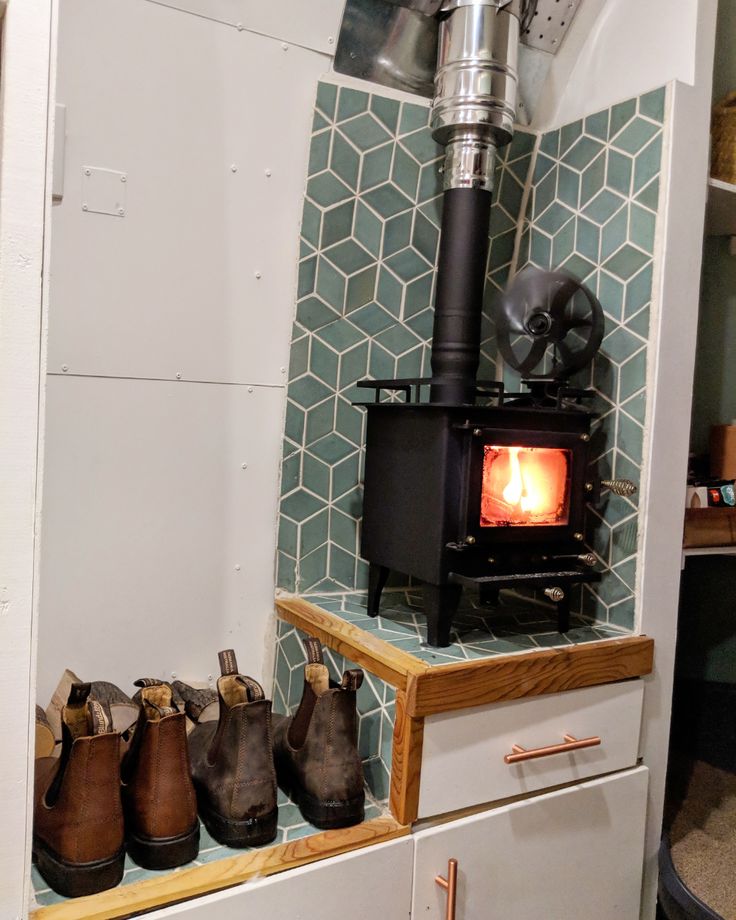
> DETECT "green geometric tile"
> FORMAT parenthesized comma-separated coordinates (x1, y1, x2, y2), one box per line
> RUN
(530, 228, 552, 267)
(561, 252, 595, 280)
(608, 597, 635, 631)
(376, 267, 403, 317)
(284, 400, 305, 445)
(602, 325, 643, 363)
(353, 201, 382, 257)
(612, 118, 660, 155)
(337, 87, 368, 122)
(309, 131, 330, 176)
(635, 177, 660, 211)
(404, 272, 434, 318)
(296, 296, 339, 332)
(338, 341, 369, 390)
(332, 452, 361, 498)
(624, 262, 654, 316)
(633, 134, 663, 193)
(299, 543, 328, 589)
(639, 87, 666, 123)
(301, 199, 321, 248)
(307, 171, 352, 208)
(300, 510, 330, 559)
(582, 189, 625, 225)
(382, 212, 411, 260)
(618, 348, 647, 401)
(278, 516, 298, 558)
(331, 508, 358, 554)
(308, 433, 356, 465)
(331, 132, 360, 189)
(360, 143, 394, 192)
(399, 102, 429, 135)
(371, 95, 400, 133)
(316, 258, 346, 309)
(536, 202, 574, 235)
(621, 389, 647, 426)
(324, 239, 373, 275)
(322, 200, 354, 248)
(560, 119, 583, 155)
(609, 98, 637, 138)
(533, 168, 558, 219)
(581, 151, 606, 208)
(298, 256, 316, 298)
(498, 170, 524, 217)
(617, 410, 644, 463)
(563, 135, 604, 171)
(346, 266, 377, 312)
(539, 129, 560, 159)
(305, 397, 336, 445)
(601, 207, 628, 261)
(557, 164, 580, 209)
(626, 305, 651, 339)
(405, 307, 434, 340)
(280, 452, 301, 496)
(606, 149, 633, 197)
(335, 397, 364, 446)
(391, 145, 420, 198)
(552, 219, 575, 267)
(302, 453, 331, 500)
(400, 130, 443, 164)
(604, 244, 649, 281)
(316, 83, 337, 120)
(417, 160, 443, 202)
(374, 322, 421, 356)
(629, 203, 656, 254)
(363, 182, 413, 219)
(310, 337, 339, 387)
(280, 489, 325, 523)
(289, 334, 309, 380)
(349, 301, 395, 336)
(385, 247, 431, 283)
(598, 271, 625, 322)
(290, 374, 333, 410)
(585, 109, 609, 141)
(340, 113, 391, 152)
(313, 110, 329, 133)
(412, 211, 439, 264)
(576, 217, 600, 263)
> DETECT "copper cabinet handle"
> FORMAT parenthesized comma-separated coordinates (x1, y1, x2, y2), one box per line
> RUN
(504, 733, 601, 764)
(435, 858, 458, 920)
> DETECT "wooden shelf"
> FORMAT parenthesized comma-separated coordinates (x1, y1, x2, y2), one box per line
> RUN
(705, 177, 736, 236)
(31, 817, 407, 920)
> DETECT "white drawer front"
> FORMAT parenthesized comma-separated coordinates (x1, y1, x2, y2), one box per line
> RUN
(418, 679, 643, 819)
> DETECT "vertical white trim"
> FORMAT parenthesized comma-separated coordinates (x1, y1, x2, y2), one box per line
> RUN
(0, 0, 54, 915)
(636, 4, 717, 917)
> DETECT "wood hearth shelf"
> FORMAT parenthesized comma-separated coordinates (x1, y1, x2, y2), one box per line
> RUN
(30, 817, 407, 920)
(276, 593, 654, 825)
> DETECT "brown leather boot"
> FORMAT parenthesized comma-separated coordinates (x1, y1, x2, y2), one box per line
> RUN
(272, 637, 365, 829)
(33, 683, 125, 898)
(121, 680, 199, 869)
(182, 650, 277, 847)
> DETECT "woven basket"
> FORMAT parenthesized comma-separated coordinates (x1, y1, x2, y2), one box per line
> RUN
(712, 92, 736, 184)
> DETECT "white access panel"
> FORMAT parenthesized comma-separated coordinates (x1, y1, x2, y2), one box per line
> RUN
(413, 766, 649, 920)
(36, 375, 283, 703)
(144, 0, 346, 55)
(144, 836, 413, 918)
(418, 679, 644, 818)
(49, 0, 328, 386)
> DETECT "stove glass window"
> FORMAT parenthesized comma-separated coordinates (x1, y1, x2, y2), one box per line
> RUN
(480, 445, 572, 527)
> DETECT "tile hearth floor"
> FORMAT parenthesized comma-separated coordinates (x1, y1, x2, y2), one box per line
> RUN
(301, 588, 632, 665)
(31, 789, 386, 907)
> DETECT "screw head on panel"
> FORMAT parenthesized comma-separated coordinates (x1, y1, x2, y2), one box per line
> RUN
(281, 42, 289, 51)
(121, 175, 127, 183)
(465, 535, 476, 545)
(255, 271, 262, 279)
(234, 564, 241, 572)
(82, 204, 88, 211)
(265, 169, 272, 177)
(84, 168, 91, 176)
(585, 482, 593, 492)
(241, 463, 248, 469)
(580, 433, 590, 441)
(574, 532, 584, 541)
(118, 208, 125, 216)
(248, 386, 254, 393)
(236, 21, 244, 30)
(61, 364, 69, 372)
(280, 367, 286, 373)
(231, 164, 238, 173)
(176, 373, 182, 379)
(327, 36, 334, 44)
(171, 672, 177, 679)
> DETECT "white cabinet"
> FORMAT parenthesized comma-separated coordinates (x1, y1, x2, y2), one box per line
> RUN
(412, 766, 648, 920)
(419, 680, 644, 818)
(146, 836, 414, 919)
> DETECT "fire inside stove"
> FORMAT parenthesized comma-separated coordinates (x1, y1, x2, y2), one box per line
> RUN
(480, 445, 572, 527)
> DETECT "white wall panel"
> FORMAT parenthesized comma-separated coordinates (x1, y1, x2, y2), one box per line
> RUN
(37, 375, 282, 702)
(49, 0, 329, 385)
(145, 0, 345, 55)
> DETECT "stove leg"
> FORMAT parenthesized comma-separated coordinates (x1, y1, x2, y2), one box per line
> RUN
(367, 564, 390, 618)
(557, 595, 571, 633)
(424, 583, 462, 648)
(479, 584, 500, 607)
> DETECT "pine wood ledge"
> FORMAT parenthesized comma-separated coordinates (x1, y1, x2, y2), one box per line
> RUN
(30, 817, 407, 920)
(275, 596, 654, 718)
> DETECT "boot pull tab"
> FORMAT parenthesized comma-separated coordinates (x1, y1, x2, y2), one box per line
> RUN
(88, 700, 111, 735)
(340, 669, 364, 691)
(234, 675, 265, 702)
(67, 681, 91, 706)
(218, 649, 239, 676)
(303, 636, 324, 665)
(134, 678, 165, 688)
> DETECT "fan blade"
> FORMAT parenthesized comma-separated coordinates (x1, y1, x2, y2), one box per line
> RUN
(547, 276, 581, 318)
(516, 337, 549, 377)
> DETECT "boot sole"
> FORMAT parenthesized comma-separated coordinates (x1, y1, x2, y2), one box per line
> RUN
(197, 795, 278, 849)
(276, 763, 365, 830)
(126, 822, 200, 870)
(33, 837, 125, 898)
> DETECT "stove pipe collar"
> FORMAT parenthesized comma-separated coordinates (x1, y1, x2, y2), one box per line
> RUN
(431, 0, 521, 191)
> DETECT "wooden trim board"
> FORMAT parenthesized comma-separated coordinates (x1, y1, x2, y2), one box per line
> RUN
(405, 636, 654, 717)
(389, 689, 425, 826)
(276, 596, 427, 689)
(31, 817, 408, 920)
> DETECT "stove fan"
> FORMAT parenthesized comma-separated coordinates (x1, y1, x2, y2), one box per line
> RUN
(493, 267, 604, 379)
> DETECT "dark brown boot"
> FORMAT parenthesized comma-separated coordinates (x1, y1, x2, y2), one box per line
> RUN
(121, 680, 199, 869)
(33, 683, 125, 898)
(272, 637, 365, 830)
(183, 650, 277, 848)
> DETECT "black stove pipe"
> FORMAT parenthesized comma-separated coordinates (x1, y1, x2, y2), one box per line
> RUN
(429, 187, 493, 405)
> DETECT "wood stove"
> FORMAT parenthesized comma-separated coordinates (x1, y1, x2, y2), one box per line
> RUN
(357, 379, 605, 646)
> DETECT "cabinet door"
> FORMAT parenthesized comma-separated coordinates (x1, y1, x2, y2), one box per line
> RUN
(146, 836, 414, 919)
(413, 767, 648, 920)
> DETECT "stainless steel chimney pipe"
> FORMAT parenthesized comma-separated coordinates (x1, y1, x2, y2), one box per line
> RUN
(431, 0, 520, 191)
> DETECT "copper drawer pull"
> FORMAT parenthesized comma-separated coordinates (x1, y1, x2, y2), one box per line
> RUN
(435, 858, 458, 920)
(504, 733, 601, 764)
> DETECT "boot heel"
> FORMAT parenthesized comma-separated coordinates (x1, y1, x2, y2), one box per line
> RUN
(199, 798, 278, 848)
(126, 822, 200, 870)
(33, 838, 125, 898)
(297, 789, 365, 830)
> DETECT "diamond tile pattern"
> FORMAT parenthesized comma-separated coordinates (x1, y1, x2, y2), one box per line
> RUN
(273, 620, 395, 803)
(515, 87, 666, 631)
(280, 81, 666, 634)
(279, 81, 535, 595)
